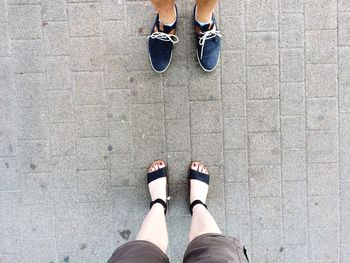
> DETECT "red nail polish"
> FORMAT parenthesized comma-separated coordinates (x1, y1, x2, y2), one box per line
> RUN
(193, 164, 196, 166)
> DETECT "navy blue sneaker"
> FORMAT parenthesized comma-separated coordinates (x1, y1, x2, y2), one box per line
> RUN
(193, 7, 222, 72)
(147, 6, 179, 73)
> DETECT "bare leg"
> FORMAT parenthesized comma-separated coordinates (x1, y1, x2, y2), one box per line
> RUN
(196, 0, 218, 22)
(189, 162, 221, 242)
(151, 0, 176, 24)
(136, 161, 168, 254)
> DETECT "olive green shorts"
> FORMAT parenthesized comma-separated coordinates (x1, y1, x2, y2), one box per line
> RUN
(108, 233, 249, 263)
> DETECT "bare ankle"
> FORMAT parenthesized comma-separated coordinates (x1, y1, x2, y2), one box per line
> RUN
(158, 5, 176, 24)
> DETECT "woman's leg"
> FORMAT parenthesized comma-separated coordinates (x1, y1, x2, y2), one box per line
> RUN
(136, 161, 168, 254)
(196, 0, 219, 22)
(151, 0, 176, 24)
(188, 162, 221, 242)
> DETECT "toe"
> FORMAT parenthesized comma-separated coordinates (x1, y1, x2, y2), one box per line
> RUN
(158, 161, 165, 169)
(198, 164, 204, 173)
(202, 166, 208, 175)
(191, 162, 199, 171)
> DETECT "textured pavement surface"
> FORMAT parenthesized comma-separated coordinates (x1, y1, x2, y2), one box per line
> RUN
(1, 0, 350, 262)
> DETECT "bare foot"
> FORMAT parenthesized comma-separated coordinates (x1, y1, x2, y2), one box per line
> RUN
(148, 160, 167, 202)
(190, 161, 209, 204)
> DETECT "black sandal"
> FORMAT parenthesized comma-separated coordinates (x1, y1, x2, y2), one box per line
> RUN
(147, 160, 168, 215)
(188, 162, 210, 215)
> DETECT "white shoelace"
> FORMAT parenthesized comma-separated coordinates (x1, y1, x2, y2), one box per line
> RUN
(147, 31, 179, 44)
(198, 29, 222, 60)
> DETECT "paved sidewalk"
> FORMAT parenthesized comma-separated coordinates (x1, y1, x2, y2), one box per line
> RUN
(1, 0, 350, 262)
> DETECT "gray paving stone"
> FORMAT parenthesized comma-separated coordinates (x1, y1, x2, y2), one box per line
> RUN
(280, 0, 303, 13)
(110, 154, 133, 186)
(108, 121, 132, 154)
(224, 118, 247, 150)
(280, 14, 304, 48)
(191, 133, 223, 166)
(164, 85, 190, 120)
(166, 119, 190, 152)
(340, 113, 350, 148)
(225, 182, 249, 215)
(248, 132, 281, 165)
(11, 40, 44, 74)
(126, 37, 150, 72)
(224, 150, 248, 183)
(0, 124, 16, 157)
(130, 71, 163, 104)
(0, 221, 21, 254)
(42, 0, 67, 21)
(17, 106, 49, 140)
(246, 0, 278, 31)
(46, 56, 71, 90)
(190, 101, 223, 134)
(340, 84, 350, 113)
(305, 64, 338, 97)
(339, 47, 350, 84)
(307, 163, 338, 196)
(251, 229, 283, 263)
(221, 16, 244, 50)
(308, 195, 339, 228)
(0, 157, 19, 190)
(70, 37, 104, 71)
(167, 151, 191, 185)
(43, 22, 70, 56)
(222, 84, 246, 117)
(247, 32, 279, 66)
(103, 20, 127, 55)
(18, 140, 51, 173)
(133, 136, 166, 169)
(164, 60, 189, 87)
(306, 130, 338, 163)
(339, 0, 350, 11)
(8, 5, 42, 39)
(247, 66, 279, 99)
(20, 173, 54, 206)
(221, 50, 245, 84)
(226, 214, 251, 255)
(54, 189, 79, 221)
(284, 245, 307, 263)
(126, 1, 153, 37)
(49, 90, 74, 123)
(104, 56, 129, 89)
(0, 191, 21, 222)
(106, 89, 131, 122)
(249, 165, 281, 198)
(7, 0, 40, 4)
(305, 29, 337, 64)
(305, 0, 337, 29)
(250, 197, 282, 230)
(282, 148, 306, 181)
(21, 239, 57, 262)
(188, 66, 221, 101)
(77, 170, 112, 202)
(283, 212, 307, 245)
(50, 123, 76, 156)
(0, 57, 10, 88)
(132, 103, 164, 137)
(73, 72, 106, 105)
(282, 180, 307, 214)
(341, 244, 350, 262)
(280, 48, 304, 82)
(219, 0, 244, 16)
(306, 98, 338, 130)
(0, 88, 14, 123)
(280, 82, 305, 116)
(68, 3, 101, 37)
(14, 73, 47, 107)
(281, 116, 305, 148)
(76, 105, 107, 138)
(168, 183, 190, 217)
(247, 99, 279, 132)
(51, 156, 77, 189)
(101, 0, 126, 20)
(340, 148, 350, 181)
(339, 12, 350, 46)
(76, 137, 109, 171)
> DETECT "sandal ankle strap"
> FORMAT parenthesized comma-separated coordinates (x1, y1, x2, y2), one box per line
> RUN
(150, 198, 167, 215)
(190, 199, 207, 215)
